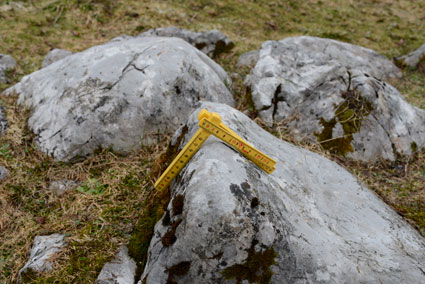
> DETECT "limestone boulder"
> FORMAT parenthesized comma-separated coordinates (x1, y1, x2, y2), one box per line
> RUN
(140, 102, 425, 284)
(4, 36, 234, 161)
(0, 54, 16, 83)
(395, 43, 425, 69)
(42, 48, 72, 68)
(139, 26, 234, 57)
(245, 36, 424, 161)
(18, 234, 66, 281)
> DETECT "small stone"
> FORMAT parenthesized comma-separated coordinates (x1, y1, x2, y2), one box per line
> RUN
(48, 180, 79, 196)
(236, 50, 260, 68)
(0, 165, 8, 181)
(139, 26, 234, 57)
(95, 246, 136, 284)
(395, 43, 425, 69)
(18, 234, 66, 281)
(41, 49, 72, 68)
(0, 54, 16, 84)
(0, 106, 7, 136)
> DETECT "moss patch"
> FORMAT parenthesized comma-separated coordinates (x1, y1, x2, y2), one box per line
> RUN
(172, 194, 184, 216)
(221, 240, 277, 284)
(166, 261, 191, 284)
(315, 88, 373, 155)
(161, 219, 183, 247)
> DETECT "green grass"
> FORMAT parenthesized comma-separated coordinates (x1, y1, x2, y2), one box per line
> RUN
(0, 0, 424, 283)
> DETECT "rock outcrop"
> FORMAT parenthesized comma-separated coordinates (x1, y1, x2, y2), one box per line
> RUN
(245, 36, 424, 161)
(96, 246, 136, 284)
(139, 26, 234, 57)
(18, 234, 66, 281)
(0, 54, 16, 84)
(395, 43, 425, 69)
(4, 36, 234, 161)
(140, 102, 425, 284)
(42, 48, 72, 68)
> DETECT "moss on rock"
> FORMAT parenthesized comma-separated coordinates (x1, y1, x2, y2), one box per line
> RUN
(315, 88, 373, 155)
(221, 240, 277, 284)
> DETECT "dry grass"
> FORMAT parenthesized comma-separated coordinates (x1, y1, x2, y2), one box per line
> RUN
(0, 0, 424, 283)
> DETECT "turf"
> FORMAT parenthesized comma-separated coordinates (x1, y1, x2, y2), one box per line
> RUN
(0, 0, 424, 283)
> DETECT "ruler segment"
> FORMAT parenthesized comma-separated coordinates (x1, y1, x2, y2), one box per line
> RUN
(155, 109, 277, 191)
(198, 118, 276, 173)
(154, 128, 210, 191)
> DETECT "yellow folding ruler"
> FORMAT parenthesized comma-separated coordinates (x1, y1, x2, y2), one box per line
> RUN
(154, 109, 276, 191)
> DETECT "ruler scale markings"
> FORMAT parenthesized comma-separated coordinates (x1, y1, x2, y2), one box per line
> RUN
(198, 118, 276, 173)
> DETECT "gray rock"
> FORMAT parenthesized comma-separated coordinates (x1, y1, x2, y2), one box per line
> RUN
(245, 37, 423, 161)
(0, 165, 8, 181)
(141, 102, 425, 284)
(236, 50, 260, 68)
(18, 234, 66, 281)
(96, 246, 136, 284)
(0, 1, 28, 12)
(0, 54, 16, 83)
(395, 43, 425, 69)
(139, 26, 234, 57)
(4, 36, 234, 161)
(48, 180, 79, 196)
(0, 106, 8, 135)
(41, 49, 72, 68)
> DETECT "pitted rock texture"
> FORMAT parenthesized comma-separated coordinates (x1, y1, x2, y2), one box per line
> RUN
(140, 102, 425, 284)
(0, 106, 8, 135)
(4, 36, 234, 161)
(139, 26, 234, 57)
(96, 246, 136, 284)
(18, 234, 66, 281)
(245, 37, 423, 161)
(42, 48, 72, 68)
(0, 54, 16, 83)
(396, 42, 425, 69)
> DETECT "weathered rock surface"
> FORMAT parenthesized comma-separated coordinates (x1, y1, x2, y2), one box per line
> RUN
(395, 43, 425, 69)
(42, 48, 72, 68)
(4, 36, 234, 161)
(48, 180, 79, 196)
(139, 26, 234, 57)
(0, 54, 16, 83)
(140, 102, 425, 284)
(96, 246, 136, 284)
(245, 36, 424, 161)
(18, 234, 66, 281)
(0, 106, 8, 135)
(236, 50, 259, 68)
(0, 165, 8, 181)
